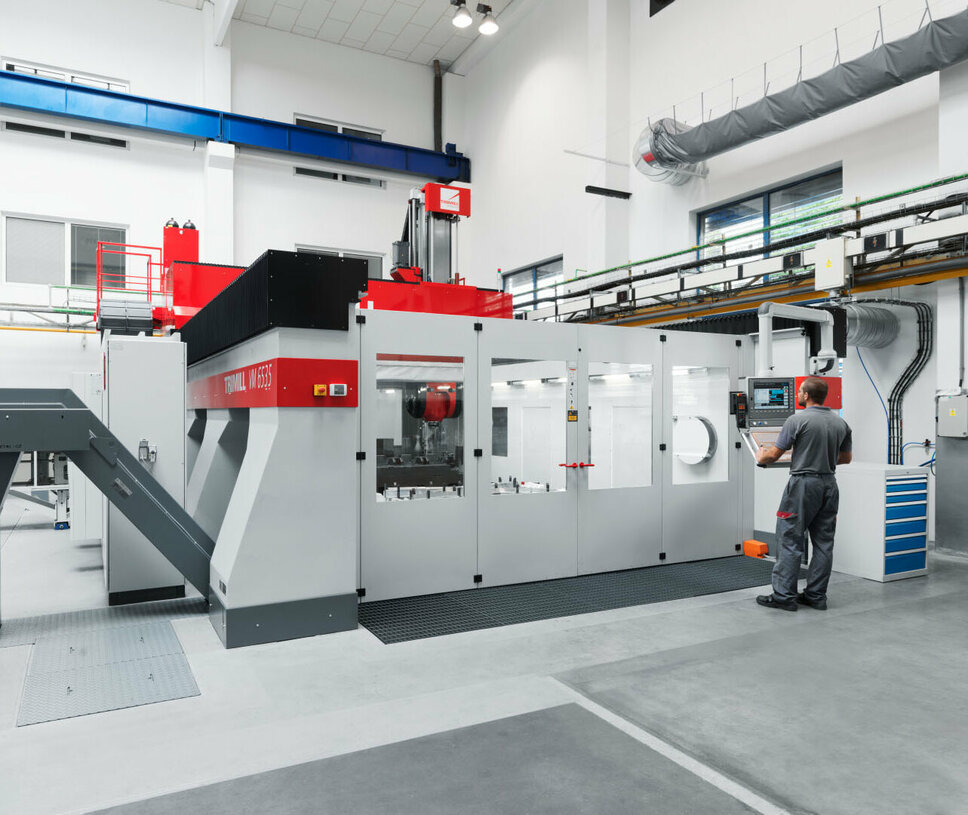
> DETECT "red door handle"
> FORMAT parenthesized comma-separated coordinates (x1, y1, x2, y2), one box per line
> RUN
(558, 463, 578, 468)
(578, 462, 595, 468)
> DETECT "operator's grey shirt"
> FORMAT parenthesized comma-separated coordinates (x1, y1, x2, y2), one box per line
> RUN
(774, 406, 852, 475)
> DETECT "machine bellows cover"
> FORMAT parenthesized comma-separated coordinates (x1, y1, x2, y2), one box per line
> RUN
(179, 250, 369, 365)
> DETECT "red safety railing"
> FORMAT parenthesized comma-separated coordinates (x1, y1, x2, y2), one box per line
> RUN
(95, 241, 171, 325)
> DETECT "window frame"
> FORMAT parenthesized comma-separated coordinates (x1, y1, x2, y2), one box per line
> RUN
(695, 168, 843, 260)
(1, 213, 128, 289)
(501, 255, 564, 312)
(2, 58, 129, 93)
(293, 114, 386, 189)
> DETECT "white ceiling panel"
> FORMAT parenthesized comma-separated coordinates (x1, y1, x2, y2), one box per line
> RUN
(267, 4, 300, 29)
(295, 0, 335, 29)
(317, 16, 351, 41)
(345, 9, 382, 40)
(329, 0, 364, 22)
(163, 0, 517, 69)
(377, 2, 417, 34)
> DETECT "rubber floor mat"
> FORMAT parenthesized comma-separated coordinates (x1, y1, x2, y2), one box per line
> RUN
(359, 555, 779, 644)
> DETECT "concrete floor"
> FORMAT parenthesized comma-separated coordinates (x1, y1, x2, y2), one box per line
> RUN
(2, 495, 966, 814)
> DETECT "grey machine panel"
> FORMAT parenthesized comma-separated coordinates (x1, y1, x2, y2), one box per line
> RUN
(0, 389, 214, 627)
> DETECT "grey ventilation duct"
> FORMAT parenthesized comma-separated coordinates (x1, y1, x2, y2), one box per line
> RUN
(635, 8, 968, 182)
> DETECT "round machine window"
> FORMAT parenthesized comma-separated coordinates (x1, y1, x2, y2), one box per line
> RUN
(672, 415, 717, 464)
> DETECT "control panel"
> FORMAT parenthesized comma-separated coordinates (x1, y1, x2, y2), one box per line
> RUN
(746, 377, 796, 427)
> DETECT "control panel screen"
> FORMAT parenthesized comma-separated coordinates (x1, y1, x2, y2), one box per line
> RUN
(753, 386, 790, 410)
(746, 377, 796, 426)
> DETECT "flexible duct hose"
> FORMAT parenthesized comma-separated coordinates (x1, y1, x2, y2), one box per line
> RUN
(843, 303, 899, 348)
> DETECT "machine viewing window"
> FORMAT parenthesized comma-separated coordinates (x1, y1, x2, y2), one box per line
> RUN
(587, 363, 654, 490)
(490, 358, 568, 495)
(375, 354, 464, 501)
(671, 365, 729, 485)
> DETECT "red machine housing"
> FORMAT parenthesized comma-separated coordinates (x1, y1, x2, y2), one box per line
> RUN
(166, 261, 246, 329)
(422, 183, 470, 216)
(360, 279, 512, 320)
(794, 376, 842, 410)
(156, 226, 245, 329)
(162, 225, 199, 266)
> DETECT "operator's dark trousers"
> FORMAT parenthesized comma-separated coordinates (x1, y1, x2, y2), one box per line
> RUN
(772, 473, 839, 603)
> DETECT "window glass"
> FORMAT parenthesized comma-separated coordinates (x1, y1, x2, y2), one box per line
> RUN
(342, 127, 382, 142)
(671, 365, 729, 485)
(71, 224, 125, 287)
(699, 196, 764, 261)
(5, 217, 64, 285)
(503, 256, 564, 313)
(375, 354, 464, 501)
(295, 117, 338, 132)
(587, 362, 653, 489)
(769, 171, 842, 248)
(490, 358, 568, 494)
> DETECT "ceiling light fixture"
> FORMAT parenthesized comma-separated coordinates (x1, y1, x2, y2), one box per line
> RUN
(451, 0, 473, 28)
(477, 4, 499, 35)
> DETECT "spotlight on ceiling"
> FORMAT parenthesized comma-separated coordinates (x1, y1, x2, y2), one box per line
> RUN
(477, 3, 499, 35)
(450, 0, 473, 28)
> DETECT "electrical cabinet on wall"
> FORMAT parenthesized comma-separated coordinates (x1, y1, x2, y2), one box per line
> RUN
(102, 335, 186, 604)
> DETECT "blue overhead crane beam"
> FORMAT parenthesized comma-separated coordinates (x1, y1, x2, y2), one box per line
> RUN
(0, 71, 471, 183)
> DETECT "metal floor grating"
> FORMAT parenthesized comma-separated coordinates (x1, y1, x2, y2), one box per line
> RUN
(17, 620, 200, 726)
(359, 556, 780, 644)
(0, 596, 208, 648)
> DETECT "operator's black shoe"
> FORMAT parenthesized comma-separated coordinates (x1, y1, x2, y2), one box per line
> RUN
(756, 595, 798, 611)
(796, 592, 827, 610)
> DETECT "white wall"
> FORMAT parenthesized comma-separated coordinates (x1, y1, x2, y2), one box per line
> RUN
(455, 0, 591, 289)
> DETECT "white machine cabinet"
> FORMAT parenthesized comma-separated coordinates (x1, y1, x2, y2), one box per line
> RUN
(833, 463, 928, 582)
(102, 334, 186, 604)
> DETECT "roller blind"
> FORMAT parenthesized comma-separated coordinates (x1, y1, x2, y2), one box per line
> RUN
(4, 217, 65, 285)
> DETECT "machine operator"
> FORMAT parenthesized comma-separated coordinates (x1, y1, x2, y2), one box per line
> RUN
(755, 377, 852, 612)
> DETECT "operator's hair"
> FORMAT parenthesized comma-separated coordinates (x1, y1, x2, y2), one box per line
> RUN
(801, 377, 828, 404)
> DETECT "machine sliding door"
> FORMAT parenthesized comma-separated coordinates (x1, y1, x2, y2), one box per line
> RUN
(360, 311, 479, 601)
(660, 331, 748, 562)
(577, 325, 663, 573)
(477, 320, 580, 586)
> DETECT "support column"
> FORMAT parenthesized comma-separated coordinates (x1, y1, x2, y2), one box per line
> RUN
(937, 62, 968, 391)
(203, 140, 236, 265)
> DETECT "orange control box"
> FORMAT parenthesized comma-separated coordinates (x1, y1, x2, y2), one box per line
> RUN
(744, 540, 770, 559)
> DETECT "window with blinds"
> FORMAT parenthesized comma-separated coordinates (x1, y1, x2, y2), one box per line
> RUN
(4, 217, 65, 285)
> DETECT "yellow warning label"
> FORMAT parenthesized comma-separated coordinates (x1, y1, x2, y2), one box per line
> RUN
(825, 259, 833, 268)
(951, 409, 957, 417)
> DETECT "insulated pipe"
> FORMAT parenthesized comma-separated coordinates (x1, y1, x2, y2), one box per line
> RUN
(757, 302, 835, 377)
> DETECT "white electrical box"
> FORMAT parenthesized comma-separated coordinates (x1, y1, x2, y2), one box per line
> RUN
(809, 237, 851, 291)
(938, 394, 968, 438)
(330, 383, 347, 397)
